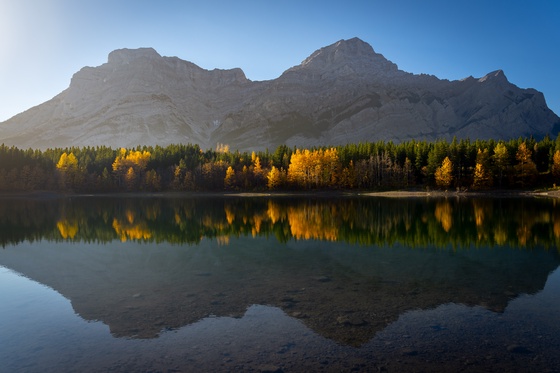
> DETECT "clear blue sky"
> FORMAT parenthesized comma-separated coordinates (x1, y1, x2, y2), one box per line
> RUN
(1, 0, 559, 122)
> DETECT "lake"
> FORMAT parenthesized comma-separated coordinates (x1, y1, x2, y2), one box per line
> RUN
(0, 195, 559, 372)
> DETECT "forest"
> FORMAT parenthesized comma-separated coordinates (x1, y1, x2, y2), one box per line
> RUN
(2, 136, 560, 193)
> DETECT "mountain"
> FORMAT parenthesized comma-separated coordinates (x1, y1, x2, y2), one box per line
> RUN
(1, 231, 557, 346)
(1, 38, 558, 151)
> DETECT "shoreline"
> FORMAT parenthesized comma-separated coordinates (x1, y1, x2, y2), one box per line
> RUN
(357, 189, 559, 198)
(1, 189, 560, 199)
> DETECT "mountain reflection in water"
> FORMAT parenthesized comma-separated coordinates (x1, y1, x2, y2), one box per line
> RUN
(0, 196, 559, 372)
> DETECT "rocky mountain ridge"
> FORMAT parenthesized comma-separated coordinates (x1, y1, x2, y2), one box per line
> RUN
(1, 37, 558, 150)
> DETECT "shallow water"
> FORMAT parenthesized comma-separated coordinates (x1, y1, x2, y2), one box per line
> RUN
(0, 196, 559, 372)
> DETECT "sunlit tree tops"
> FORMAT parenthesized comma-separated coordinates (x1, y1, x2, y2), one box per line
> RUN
(2, 136, 560, 193)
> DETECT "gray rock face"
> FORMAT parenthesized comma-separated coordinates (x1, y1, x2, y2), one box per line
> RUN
(1, 38, 558, 151)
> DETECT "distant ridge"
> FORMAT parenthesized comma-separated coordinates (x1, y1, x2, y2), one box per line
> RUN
(1, 38, 558, 150)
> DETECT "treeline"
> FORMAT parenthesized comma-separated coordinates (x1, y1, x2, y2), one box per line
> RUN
(2, 136, 560, 192)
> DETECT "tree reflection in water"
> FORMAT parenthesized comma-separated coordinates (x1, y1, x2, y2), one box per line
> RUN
(1, 196, 560, 250)
(1, 196, 560, 372)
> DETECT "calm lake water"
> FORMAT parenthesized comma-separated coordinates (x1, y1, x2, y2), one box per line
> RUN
(0, 195, 559, 372)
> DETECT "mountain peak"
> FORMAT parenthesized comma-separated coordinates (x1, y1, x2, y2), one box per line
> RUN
(300, 38, 374, 66)
(320, 37, 375, 58)
(108, 48, 162, 65)
(286, 37, 399, 78)
(478, 69, 508, 84)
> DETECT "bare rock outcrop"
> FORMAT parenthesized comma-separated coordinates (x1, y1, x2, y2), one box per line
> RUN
(1, 38, 558, 150)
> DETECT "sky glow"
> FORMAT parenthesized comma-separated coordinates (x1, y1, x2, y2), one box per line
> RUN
(1, 0, 558, 122)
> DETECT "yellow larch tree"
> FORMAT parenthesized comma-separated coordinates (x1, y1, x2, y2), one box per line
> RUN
(514, 142, 538, 187)
(551, 150, 560, 183)
(56, 152, 83, 190)
(267, 166, 285, 190)
(124, 167, 137, 191)
(493, 142, 509, 187)
(287, 149, 312, 188)
(472, 149, 493, 189)
(112, 148, 151, 188)
(224, 166, 236, 190)
(434, 156, 453, 189)
(287, 148, 340, 189)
